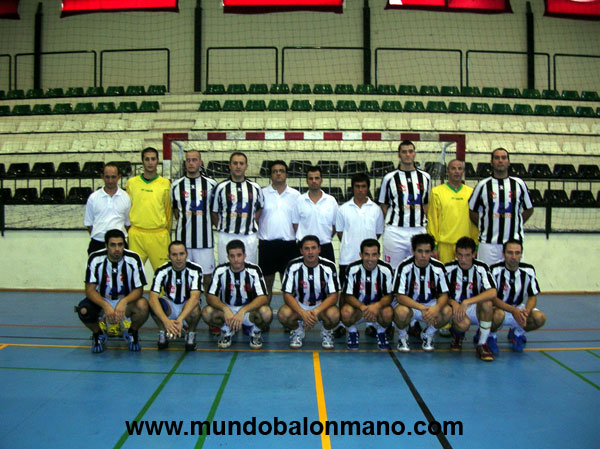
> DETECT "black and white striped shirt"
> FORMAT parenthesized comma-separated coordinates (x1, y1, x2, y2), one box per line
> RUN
(282, 257, 340, 306)
(393, 257, 449, 304)
(468, 176, 533, 244)
(208, 262, 267, 307)
(445, 259, 496, 303)
(150, 261, 203, 305)
(378, 169, 431, 227)
(210, 178, 264, 235)
(344, 259, 395, 305)
(171, 175, 217, 249)
(490, 262, 540, 306)
(85, 249, 146, 299)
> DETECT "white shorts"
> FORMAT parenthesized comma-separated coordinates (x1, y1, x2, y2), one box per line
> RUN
(187, 248, 215, 274)
(452, 303, 479, 325)
(382, 225, 425, 270)
(224, 304, 254, 327)
(217, 232, 258, 265)
(477, 242, 504, 267)
(501, 304, 539, 329)
(159, 296, 196, 327)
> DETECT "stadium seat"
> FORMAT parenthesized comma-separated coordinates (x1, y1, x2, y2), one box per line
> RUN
(403, 101, 425, 112)
(205, 84, 226, 94)
(139, 101, 159, 112)
(126, 85, 146, 96)
(249, 84, 268, 94)
(377, 84, 397, 95)
(30, 162, 55, 178)
(12, 105, 32, 115)
(245, 100, 266, 111)
(433, 118, 457, 131)
(7, 89, 25, 99)
(267, 99, 289, 111)
(420, 85, 440, 96)
(399, 85, 418, 95)
(217, 116, 241, 129)
(0, 90, 4, 99)
(491, 103, 512, 114)
(85, 86, 104, 96)
(74, 102, 94, 114)
(81, 162, 105, 178)
(117, 102, 138, 113)
(0, 163, 5, 178)
(481, 87, 501, 97)
(569, 122, 590, 134)
(529, 189, 544, 207)
(6, 163, 30, 178)
(538, 141, 562, 153)
(470, 103, 491, 114)
(206, 161, 230, 177)
(291, 84, 311, 94)
(0, 188, 11, 204)
(410, 118, 433, 130)
(241, 116, 265, 129)
(313, 100, 335, 112)
(106, 86, 125, 96)
(148, 85, 167, 95)
(13, 188, 38, 204)
(40, 187, 65, 204)
(555, 105, 576, 117)
(66, 187, 92, 204)
(541, 89, 560, 99)
(222, 100, 244, 111)
(52, 103, 73, 114)
(464, 162, 477, 179)
(522, 88, 541, 99)
(381, 100, 402, 112)
(95, 102, 116, 113)
(476, 163, 492, 178)
(553, 164, 577, 179)
(32, 104, 52, 115)
(569, 190, 596, 207)
(45, 88, 64, 98)
(461, 86, 481, 96)
(291, 100, 312, 111)
(508, 163, 527, 177)
(55, 162, 81, 178)
(322, 187, 344, 203)
(0, 105, 10, 116)
(337, 116, 361, 129)
(356, 84, 376, 94)
(359, 100, 380, 112)
(548, 122, 568, 134)
(543, 189, 568, 207)
(313, 84, 333, 94)
(318, 160, 341, 177)
(114, 161, 132, 177)
(440, 85, 460, 96)
(336, 100, 357, 112)
(269, 84, 289, 94)
(424, 162, 445, 178)
(503, 121, 525, 132)
(370, 161, 395, 177)
(534, 105, 554, 116)
(65, 87, 84, 97)
(577, 164, 600, 180)
(199, 100, 221, 111)
(581, 90, 599, 101)
(17, 121, 38, 133)
(426, 101, 448, 113)
(513, 104, 534, 115)
(335, 84, 355, 94)
(343, 161, 368, 175)
(259, 160, 275, 177)
(289, 160, 313, 177)
(576, 106, 595, 118)
(501, 88, 521, 98)
(448, 102, 469, 113)
(561, 90, 580, 101)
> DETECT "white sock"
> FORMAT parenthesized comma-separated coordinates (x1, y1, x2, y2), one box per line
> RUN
(398, 328, 408, 338)
(513, 326, 526, 337)
(478, 321, 492, 345)
(425, 325, 437, 336)
(251, 324, 260, 334)
(221, 324, 231, 334)
(347, 325, 357, 333)
(374, 322, 386, 333)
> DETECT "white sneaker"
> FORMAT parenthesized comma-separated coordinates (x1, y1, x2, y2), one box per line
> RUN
(218, 331, 234, 349)
(321, 329, 334, 349)
(290, 327, 305, 349)
(397, 334, 410, 352)
(249, 331, 263, 350)
(421, 332, 434, 352)
(185, 331, 196, 351)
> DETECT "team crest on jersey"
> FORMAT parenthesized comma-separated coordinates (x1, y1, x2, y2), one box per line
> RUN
(301, 281, 309, 289)
(170, 285, 177, 295)
(184, 190, 190, 198)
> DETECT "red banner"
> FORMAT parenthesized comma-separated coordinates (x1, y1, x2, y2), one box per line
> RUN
(386, 0, 512, 13)
(223, 0, 344, 14)
(0, 0, 19, 19)
(61, 0, 178, 17)
(545, 0, 600, 19)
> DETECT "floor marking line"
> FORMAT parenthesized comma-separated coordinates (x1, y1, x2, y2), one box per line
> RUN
(587, 350, 600, 359)
(0, 365, 226, 376)
(388, 351, 453, 449)
(195, 352, 238, 449)
(540, 351, 600, 391)
(0, 344, 6, 351)
(112, 351, 188, 449)
(312, 351, 331, 449)
(579, 371, 600, 374)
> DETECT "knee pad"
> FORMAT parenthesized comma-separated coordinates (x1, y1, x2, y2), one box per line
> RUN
(76, 298, 100, 324)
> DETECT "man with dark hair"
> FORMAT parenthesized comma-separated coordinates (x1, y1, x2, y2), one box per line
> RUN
(393, 233, 452, 352)
(469, 148, 534, 266)
(202, 239, 272, 349)
(278, 235, 340, 349)
(147, 241, 203, 351)
(76, 229, 149, 353)
(292, 165, 338, 263)
(258, 160, 301, 304)
(126, 147, 172, 270)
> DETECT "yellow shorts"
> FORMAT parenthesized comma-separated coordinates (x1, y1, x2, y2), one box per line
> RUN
(128, 226, 171, 271)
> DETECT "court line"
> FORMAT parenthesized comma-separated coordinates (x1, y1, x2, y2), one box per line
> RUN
(579, 371, 600, 374)
(313, 351, 331, 449)
(388, 351, 453, 449)
(540, 351, 600, 391)
(0, 344, 6, 351)
(195, 352, 238, 449)
(0, 366, 226, 376)
(587, 350, 600, 359)
(112, 351, 188, 449)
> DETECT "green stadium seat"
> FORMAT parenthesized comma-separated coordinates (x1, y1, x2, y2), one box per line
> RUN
(30, 162, 55, 178)
(502, 88, 521, 98)
(420, 85, 440, 96)
(534, 104, 554, 116)
(597, 107, 600, 117)
(0, 105, 10, 116)
(66, 187, 92, 204)
(0, 90, 4, 99)
(245, 99, 266, 111)
(40, 187, 65, 204)
(561, 90, 580, 101)
(334, 84, 355, 94)
(199, 100, 221, 111)
(513, 104, 534, 115)
(542, 89, 560, 99)
(426, 101, 448, 113)
(85, 86, 105, 96)
(359, 100, 380, 112)
(95, 102, 117, 113)
(356, 84, 375, 94)
(81, 161, 105, 178)
(56, 162, 81, 178)
(139, 101, 159, 112)
(26, 88, 44, 98)
(205, 84, 226, 94)
(270, 84, 289, 94)
(32, 104, 52, 115)
(491, 103, 512, 114)
(461, 86, 481, 96)
(106, 86, 125, 96)
(448, 102, 469, 113)
(581, 90, 599, 101)
(403, 101, 425, 112)
(291, 84, 311, 94)
(576, 106, 595, 118)
(441, 86, 460, 96)
(45, 88, 64, 98)
(313, 100, 335, 111)
(291, 99, 312, 111)
(522, 88, 541, 99)
(114, 161, 132, 177)
(12, 104, 32, 115)
(65, 87, 84, 97)
(148, 85, 167, 95)
(528, 189, 544, 207)
(13, 188, 39, 204)
(555, 105, 576, 116)
(7, 89, 25, 99)
(469, 102, 491, 114)
(481, 87, 501, 97)
(313, 84, 333, 94)
(399, 85, 418, 95)
(569, 190, 597, 207)
(6, 163, 30, 178)
(227, 84, 247, 95)
(249, 84, 268, 94)
(268, 99, 289, 111)
(223, 100, 244, 111)
(52, 103, 73, 114)
(377, 84, 397, 95)
(336, 100, 357, 111)
(74, 102, 95, 114)
(117, 102, 138, 113)
(381, 100, 402, 112)
(126, 85, 146, 96)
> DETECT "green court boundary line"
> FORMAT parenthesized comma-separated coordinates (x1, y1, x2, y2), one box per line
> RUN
(0, 365, 225, 376)
(579, 371, 600, 374)
(194, 352, 238, 449)
(541, 351, 600, 391)
(112, 351, 188, 449)
(587, 350, 600, 359)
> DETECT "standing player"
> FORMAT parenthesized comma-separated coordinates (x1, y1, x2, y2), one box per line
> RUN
(489, 239, 546, 352)
(126, 147, 172, 270)
(202, 240, 272, 349)
(147, 241, 203, 351)
(278, 235, 340, 349)
(340, 239, 394, 350)
(469, 148, 534, 266)
(378, 140, 431, 269)
(211, 152, 264, 265)
(445, 237, 500, 361)
(292, 166, 338, 263)
(393, 233, 452, 352)
(76, 229, 148, 353)
(258, 160, 301, 304)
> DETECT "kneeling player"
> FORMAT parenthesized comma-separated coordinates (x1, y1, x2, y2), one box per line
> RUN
(202, 240, 272, 349)
(490, 239, 546, 352)
(148, 241, 203, 351)
(393, 233, 452, 352)
(341, 239, 394, 350)
(278, 235, 340, 349)
(445, 237, 501, 361)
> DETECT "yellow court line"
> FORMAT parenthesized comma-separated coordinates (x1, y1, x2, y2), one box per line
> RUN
(0, 344, 7, 351)
(312, 351, 331, 449)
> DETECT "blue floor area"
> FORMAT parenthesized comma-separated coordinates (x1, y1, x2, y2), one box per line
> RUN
(0, 292, 598, 448)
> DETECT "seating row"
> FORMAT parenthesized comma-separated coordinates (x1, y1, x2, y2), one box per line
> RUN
(0, 101, 159, 116)
(0, 161, 132, 179)
(1, 138, 143, 153)
(0, 85, 166, 100)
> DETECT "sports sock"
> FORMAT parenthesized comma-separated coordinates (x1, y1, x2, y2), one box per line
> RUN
(374, 322, 386, 333)
(221, 324, 231, 334)
(425, 324, 437, 336)
(347, 325, 357, 333)
(398, 328, 408, 338)
(513, 326, 526, 337)
(478, 321, 492, 345)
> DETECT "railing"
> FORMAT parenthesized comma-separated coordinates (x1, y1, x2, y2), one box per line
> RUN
(553, 53, 600, 91)
(14, 50, 97, 89)
(0, 54, 11, 91)
(206, 46, 278, 86)
(282, 46, 364, 85)
(100, 48, 170, 91)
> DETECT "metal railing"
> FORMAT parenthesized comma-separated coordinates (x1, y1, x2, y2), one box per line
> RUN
(206, 46, 278, 86)
(100, 48, 170, 90)
(14, 50, 97, 89)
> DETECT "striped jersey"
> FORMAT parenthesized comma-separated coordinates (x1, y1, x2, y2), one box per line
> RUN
(490, 262, 540, 306)
(208, 262, 267, 307)
(282, 257, 340, 306)
(393, 257, 449, 304)
(171, 175, 217, 248)
(378, 168, 431, 227)
(445, 259, 496, 303)
(210, 178, 264, 235)
(344, 259, 395, 305)
(85, 249, 146, 299)
(468, 176, 533, 244)
(150, 261, 204, 305)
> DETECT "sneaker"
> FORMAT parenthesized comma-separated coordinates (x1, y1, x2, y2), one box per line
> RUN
(376, 332, 390, 350)
(185, 331, 196, 351)
(249, 331, 263, 350)
(397, 334, 410, 352)
(421, 332, 434, 352)
(365, 325, 377, 338)
(408, 321, 422, 338)
(332, 324, 346, 339)
(476, 343, 494, 361)
(107, 323, 121, 337)
(290, 327, 305, 349)
(346, 331, 359, 350)
(439, 324, 451, 338)
(126, 329, 141, 352)
(321, 329, 334, 349)
(486, 335, 499, 355)
(450, 335, 463, 351)
(209, 326, 221, 336)
(511, 333, 527, 352)
(91, 332, 106, 353)
(218, 331, 233, 349)
(157, 330, 169, 350)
